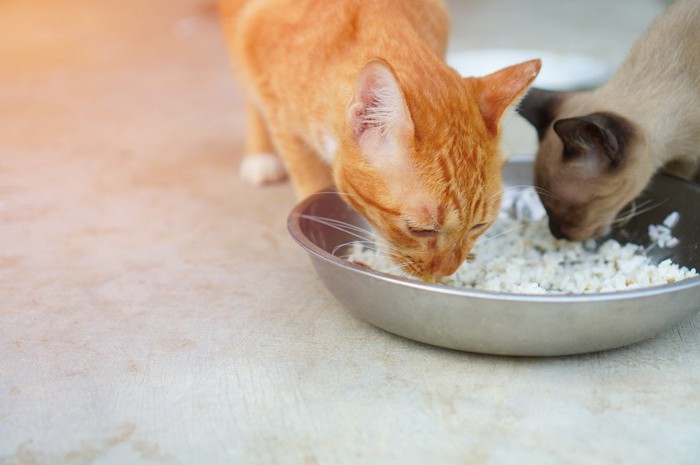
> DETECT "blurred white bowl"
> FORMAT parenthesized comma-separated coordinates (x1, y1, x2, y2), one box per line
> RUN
(447, 48, 612, 90)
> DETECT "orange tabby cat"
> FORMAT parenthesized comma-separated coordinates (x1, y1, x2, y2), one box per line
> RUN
(220, 0, 540, 279)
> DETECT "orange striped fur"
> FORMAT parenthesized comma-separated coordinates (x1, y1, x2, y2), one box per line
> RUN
(220, 0, 540, 278)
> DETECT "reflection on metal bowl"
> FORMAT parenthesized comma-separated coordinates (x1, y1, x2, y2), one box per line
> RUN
(288, 158, 700, 356)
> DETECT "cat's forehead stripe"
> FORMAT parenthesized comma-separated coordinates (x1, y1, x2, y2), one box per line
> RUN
(342, 175, 401, 217)
(436, 156, 464, 218)
(473, 195, 485, 220)
(437, 204, 445, 225)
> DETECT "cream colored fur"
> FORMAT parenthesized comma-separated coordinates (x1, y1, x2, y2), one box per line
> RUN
(527, 0, 700, 240)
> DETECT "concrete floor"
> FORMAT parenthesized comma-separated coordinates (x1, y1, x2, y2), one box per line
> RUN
(3, 0, 700, 464)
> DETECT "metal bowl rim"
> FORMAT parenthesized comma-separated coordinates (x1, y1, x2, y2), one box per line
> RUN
(287, 166, 700, 305)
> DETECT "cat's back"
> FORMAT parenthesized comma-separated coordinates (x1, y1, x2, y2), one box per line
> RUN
(645, 0, 700, 54)
(608, 0, 700, 92)
(653, 0, 700, 77)
(220, 0, 449, 75)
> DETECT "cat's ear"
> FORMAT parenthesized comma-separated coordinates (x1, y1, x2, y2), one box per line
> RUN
(346, 60, 413, 168)
(553, 112, 633, 171)
(517, 88, 565, 140)
(468, 59, 541, 134)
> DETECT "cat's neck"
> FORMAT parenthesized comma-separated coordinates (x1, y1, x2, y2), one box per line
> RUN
(594, 0, 700, 167)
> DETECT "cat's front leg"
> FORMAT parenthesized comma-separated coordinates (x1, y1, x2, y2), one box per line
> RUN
(239, 102, 288, 185)
(270, 130, 334, 199)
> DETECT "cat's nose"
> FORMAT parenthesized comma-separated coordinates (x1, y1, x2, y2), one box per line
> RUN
(548, 217, 567, 240)
(428, 253, 461, 278)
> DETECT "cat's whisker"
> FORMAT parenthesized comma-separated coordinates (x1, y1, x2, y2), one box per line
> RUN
(476, 224, 527, 244)
(336, 235, 404, 255)
(363, 236, 406, 255)
(488, 184, 558, 204)
(611, 200, 665, 226)
(381, 261, 413, 274)
(516, 185, 556, 198)
(362, 248, 405, 260)
(488, 185, 521, 202)
(298, 214, 381, 242)
(332, 240, 363, 257)
(334, 240, 405, 260)
(304, 221, 372, 243)
(325, 229, 405, 256)
(497, 184, 539, 192)
(299, 214, 377, 236)
(530, 187, 557, 200)
(376, 244, 405, 256)
(344, 252, 412, 275)
(611, 200, 645, 226)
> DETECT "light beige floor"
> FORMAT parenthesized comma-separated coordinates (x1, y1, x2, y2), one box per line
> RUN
(3, 1, 699, 464)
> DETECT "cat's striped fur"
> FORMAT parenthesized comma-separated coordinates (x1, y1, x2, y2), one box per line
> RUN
(220, 0, 540, 278)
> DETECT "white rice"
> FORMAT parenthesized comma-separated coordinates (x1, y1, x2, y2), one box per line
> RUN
(348, 188, 697, 294)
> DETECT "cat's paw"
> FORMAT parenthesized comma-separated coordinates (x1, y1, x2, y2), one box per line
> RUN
(239, 153, 287, 185)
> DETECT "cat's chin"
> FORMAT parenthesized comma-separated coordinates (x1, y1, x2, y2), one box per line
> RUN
(411, 267, 457, 283)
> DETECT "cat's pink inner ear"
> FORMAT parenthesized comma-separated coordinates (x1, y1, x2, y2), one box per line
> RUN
(346, 60, 412, 147)
(469, 59, 542, 134)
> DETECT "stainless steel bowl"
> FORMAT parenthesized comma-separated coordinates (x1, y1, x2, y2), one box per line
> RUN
(288, 157, 700, 356)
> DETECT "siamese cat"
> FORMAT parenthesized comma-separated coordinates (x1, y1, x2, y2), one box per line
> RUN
(519, 0, 700, 241)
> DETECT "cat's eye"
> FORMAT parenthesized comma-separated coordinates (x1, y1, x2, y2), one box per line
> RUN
(408, 227, 439, 238)
(470, 222, 488, 232)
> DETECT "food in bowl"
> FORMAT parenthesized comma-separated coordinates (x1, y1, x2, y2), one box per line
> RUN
(347, 188, 698, 294)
